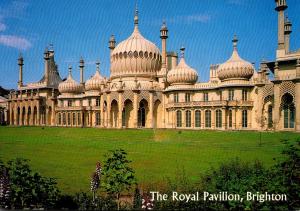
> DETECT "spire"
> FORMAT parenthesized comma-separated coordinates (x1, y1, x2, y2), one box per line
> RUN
(96, 60, 100, 73)
(232, 34, 238, 51)
(134, 0, 139, 29)
(68, 65, 72, 78)
(180, 46, 185, 58)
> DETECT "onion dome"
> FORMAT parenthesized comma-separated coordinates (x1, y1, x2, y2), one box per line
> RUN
(58, 66, 83, 94)
(167, 47, 198, 85)
(217, 35, 254, 81)
(85, 61, 105, 91)
(110, 7, 161, 79)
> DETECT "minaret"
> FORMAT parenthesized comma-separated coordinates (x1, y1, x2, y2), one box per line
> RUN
(160, 21, 168, 73)
(18, 54, 24, 88)
(79, 57, 84, 85)
(284, 16, 292, 53)
(275, 0, 288, 51)
(232, 34, 238, 51)
(44, 48, 50, 85)
(109, 35, 116, 53)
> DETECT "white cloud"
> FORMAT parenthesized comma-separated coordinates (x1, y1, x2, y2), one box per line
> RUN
(168, 14, 212, 24)
(0, 22, 6, 32)
(0, 35, 32, 50)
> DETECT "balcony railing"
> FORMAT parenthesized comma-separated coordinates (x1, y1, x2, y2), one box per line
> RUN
(166, 100, 253, 108)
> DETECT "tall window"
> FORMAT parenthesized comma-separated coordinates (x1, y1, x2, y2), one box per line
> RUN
(67, 113, 71, 125)
(77, 113, 81, 125)
(176, 110, 182, 127)
(268, 105, 273, 128)
(195, 110, 201, 127)
(228, 110, 233, 128)
(96, 98, 100, 106)
(229, 90, 234, 101)
(205, 110, 211, 128)
(242, 110, 248, 128)
(216, 110, 222, 128)
(242, 89, 248, 101)
(63, 113, 66, 125)
(88, 99, 91, 106)
(122, 109, 126, 127)
(203, 93, 209, 102)
(186, 110, 191, 127)
(58, 113, 61, 125)
(68, 100, 72, 107)
(174, 93, 179, 103)
(96, 112, 100, 126)
(72, 113, 76, 125)
(219, 91, 223, 101)
(185, 93, 191, 102)
(282, 93, 295, 129)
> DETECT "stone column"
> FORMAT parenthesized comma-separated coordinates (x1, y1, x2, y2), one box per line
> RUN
(248, 109, 252, 129)
(107, 94, 111, 128)
(30, 102, 34, 125)
(191, 109, 195, 128)
(14, 106, 17, 125)
(100, 94, 104, 127)
(233, 108, 236, 129)
(9, 102, 12, 125)
(201, 109, 205, 129)
(295, 82, 300, 131)
(222, 108, 226, 129)
(211, 108, 215, 129)
(118, 92, 123, 128)
(273, 84, 280, 130)
(51, 100, 55, 126)
(37, 102, 40, 126)
(149, 92, 154, 128)
(133, 92, 138, 128)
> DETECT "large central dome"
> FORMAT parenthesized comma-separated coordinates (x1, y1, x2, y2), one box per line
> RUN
(110, 8, 161, 80)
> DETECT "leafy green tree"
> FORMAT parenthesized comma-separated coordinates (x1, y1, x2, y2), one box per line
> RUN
(102, 149, 136, 210)
(1, 158, 60, 209)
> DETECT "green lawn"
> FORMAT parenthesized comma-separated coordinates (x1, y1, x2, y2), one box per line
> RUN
(0, 126, 299, 194)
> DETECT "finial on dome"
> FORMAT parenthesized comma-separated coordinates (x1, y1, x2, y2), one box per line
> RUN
(180, 46, 185, 58)
(68, 65, 72, 77)
(96, 60, 100, 72)
(232, 35, 238, 50)
(134, 0, 139, 27)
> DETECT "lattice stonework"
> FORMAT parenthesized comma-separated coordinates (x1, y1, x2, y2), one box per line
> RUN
(122, 90, 134, 104)
(138, 91, 150, 103)
(109, 92, 119, 103)
(153, 91, 162, 102)
(261, 84, 274, 100)
(279, 81, 295, 99)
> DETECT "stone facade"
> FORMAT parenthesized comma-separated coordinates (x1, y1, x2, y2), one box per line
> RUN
(6, 1, 300, 131)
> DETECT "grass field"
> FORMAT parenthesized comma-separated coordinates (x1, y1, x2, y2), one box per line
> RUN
(0, 126, 299, 194)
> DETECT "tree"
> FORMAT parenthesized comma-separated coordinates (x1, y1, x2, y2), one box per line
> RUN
(0, 158, 60, 209)
(102, 149, 136, 210)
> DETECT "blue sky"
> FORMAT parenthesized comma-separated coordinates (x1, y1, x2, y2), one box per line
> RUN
(0, 0, 300, 89)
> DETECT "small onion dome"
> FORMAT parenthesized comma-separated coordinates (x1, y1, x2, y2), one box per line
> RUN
(167, 47, 198, 85)
(58, 66, 83, 94)
(217, 35, 254, 81)
(85, 61, 105, 91)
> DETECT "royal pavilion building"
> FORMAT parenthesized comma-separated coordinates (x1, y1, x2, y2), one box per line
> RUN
(7, 0, 300, 131)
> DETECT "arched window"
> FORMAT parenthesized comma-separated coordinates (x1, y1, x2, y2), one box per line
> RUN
(228, 110, 233, 128)
(96, 112, 100, 126)
(176, 110, 182, 127)
(205, 110, 211, 128)
(268, 105, 273, 128)
(216, 110, 222, 128)
(195, 110, 201, 127)
(282, 93, 295, 129)
(185, 110, 191, 127)
(242, 110, 248, 128)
